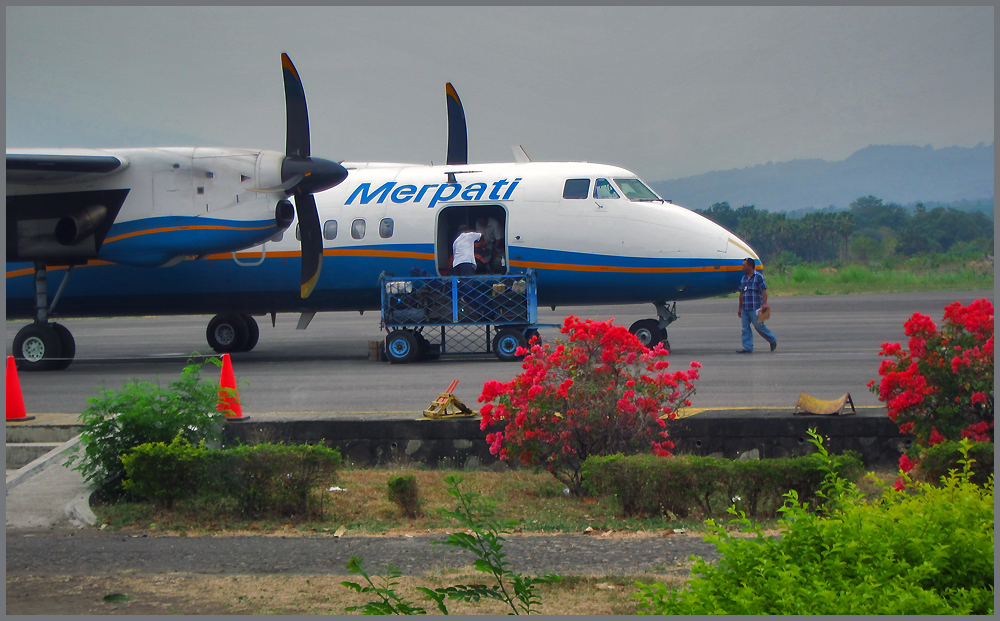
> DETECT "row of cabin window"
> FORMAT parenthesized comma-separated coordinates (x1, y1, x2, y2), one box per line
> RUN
(563, 178, 620, 200)
(291, 218, 394, 242)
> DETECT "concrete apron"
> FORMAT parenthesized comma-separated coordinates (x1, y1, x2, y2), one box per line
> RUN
(6, 435, 97, 529)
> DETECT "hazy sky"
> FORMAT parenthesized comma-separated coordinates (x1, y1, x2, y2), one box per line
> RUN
(6, 6, 994, 182)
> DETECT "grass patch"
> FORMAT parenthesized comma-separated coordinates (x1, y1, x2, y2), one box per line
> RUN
(94, 467, 725, 536)
(766, 261, 993, 296)
(92, 465, 897, 537)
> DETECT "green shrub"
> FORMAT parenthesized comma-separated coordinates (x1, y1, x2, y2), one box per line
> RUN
(67, 359, 225, 494)
(387, 475, 420, 519)
(582, 451, 863, 519)
(121, 434, 209, 509)
(917, 440, 994, 487)
(634, 434, 994, 615)
(211, 442, 342, 519)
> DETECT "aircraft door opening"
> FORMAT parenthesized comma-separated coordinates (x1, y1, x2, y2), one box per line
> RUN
(435, 205, 508, 277)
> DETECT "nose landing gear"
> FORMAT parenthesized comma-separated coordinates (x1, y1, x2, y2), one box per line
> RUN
(628, 301, 678, 351)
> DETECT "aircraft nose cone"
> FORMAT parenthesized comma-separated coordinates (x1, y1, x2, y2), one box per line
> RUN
(281, 156, 349, 195)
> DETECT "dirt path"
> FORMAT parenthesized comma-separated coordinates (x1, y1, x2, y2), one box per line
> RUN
(7, 526, 720, 614)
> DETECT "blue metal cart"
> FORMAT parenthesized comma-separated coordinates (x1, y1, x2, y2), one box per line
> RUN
(379, 270, 552, 363)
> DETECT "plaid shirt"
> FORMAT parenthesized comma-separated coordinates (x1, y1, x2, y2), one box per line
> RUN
(739, 271, 767, 312)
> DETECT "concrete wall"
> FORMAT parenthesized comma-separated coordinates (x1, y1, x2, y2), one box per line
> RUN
(222, 412, 905, 470)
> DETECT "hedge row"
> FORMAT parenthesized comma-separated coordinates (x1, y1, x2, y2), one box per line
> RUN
(121, 435, 342, 519)
(582, 452, 864, 518)
(917, 441, 994, 487)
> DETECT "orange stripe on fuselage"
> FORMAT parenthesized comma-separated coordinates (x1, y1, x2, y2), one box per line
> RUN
(507, 260, 743, 274)
(103, 223, 275, 244)
(6, 260, 113, 279)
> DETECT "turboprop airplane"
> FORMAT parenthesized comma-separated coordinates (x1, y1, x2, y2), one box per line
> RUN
(7, 71, 761, 371)
(6, 54, 348, 369)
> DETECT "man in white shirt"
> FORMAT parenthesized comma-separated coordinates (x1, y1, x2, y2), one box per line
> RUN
(452, 225, 481, 277)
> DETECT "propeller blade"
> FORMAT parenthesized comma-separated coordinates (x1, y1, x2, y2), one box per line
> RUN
(445, 83, 468, 166)
(281, 53, 310, 158)
(295, 191, 323, 298)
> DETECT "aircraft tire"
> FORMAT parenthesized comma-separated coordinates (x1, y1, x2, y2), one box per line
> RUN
(50, 323, 76, 370)
(12, 323, 63, 372)
(493, 327, 528, 362)
(241, 315, 260, 352)
(385, 330, 419, 364)
(629, 319, 665, 349)
(207, 314, 249, 353)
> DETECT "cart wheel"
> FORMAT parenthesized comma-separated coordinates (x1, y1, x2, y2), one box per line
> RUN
(493, 327, 528, 362)
(385, 330, 420, 364)
(525, 328, 541, 347)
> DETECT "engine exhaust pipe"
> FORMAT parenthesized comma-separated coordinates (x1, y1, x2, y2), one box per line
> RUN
(55, 205, 107, 246)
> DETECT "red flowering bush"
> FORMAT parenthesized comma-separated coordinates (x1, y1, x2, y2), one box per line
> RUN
(869, 299, 994, 451)
(478, 316, 701, 496)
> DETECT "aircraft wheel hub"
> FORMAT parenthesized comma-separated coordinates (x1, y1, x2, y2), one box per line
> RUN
(21, 336, 46, 362)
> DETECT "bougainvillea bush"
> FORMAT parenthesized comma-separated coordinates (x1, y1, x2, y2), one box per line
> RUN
(869, 298, 994, 448)
(478, 316, 701, 496)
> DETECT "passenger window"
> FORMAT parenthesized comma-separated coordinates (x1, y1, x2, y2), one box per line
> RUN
(351, 219, 366, 239)
(323, 220, 338, 240)
(594, 178, 620, 199)
(294, 225, 300, 241)
(379, 218, 394, 238)
(562, 178, 590, 199)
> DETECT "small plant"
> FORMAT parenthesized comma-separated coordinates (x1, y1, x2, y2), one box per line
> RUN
(387, 474, 420, 519)
(478, 316, 701, 496)
(633, 432, 994, 615)
(342, 475, 561, 615)
(66, 357, 225, 493)
(342, 557, 430, 615)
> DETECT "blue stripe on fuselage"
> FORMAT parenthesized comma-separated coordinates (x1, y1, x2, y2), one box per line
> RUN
(99, 216, 283, 267)
(6, 246, 743, 318)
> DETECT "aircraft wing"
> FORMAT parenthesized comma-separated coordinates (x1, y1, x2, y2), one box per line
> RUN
(7, 150, 132, 263)
(7, 150, 129, 186)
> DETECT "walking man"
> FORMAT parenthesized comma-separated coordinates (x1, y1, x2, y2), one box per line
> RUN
(737, 257, 777, 353)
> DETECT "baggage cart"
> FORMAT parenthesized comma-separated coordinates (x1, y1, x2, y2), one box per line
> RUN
(379, 270, 552, 363)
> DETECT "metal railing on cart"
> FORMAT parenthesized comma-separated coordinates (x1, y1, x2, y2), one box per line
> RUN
(378, 270, 554, 363)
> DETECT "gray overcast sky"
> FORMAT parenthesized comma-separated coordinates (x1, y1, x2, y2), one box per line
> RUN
(6, 5, 994, 182)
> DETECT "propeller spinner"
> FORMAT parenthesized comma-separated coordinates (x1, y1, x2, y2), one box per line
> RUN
(280, 53, 348, 298)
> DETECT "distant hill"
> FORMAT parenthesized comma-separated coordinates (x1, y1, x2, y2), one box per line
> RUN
(650, 143, 994, 213)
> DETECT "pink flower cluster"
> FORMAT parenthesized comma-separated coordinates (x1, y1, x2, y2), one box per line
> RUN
(868, 299, 993, 453)
(478, 316, 702, 494)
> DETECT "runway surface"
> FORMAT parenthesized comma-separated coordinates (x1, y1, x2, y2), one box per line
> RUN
(5, 290, 992, 418)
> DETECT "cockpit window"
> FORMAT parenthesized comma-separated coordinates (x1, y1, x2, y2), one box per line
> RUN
(594, 178, 620, 199)
(563, 178, 591, 199)
(613, 178, 661, 201)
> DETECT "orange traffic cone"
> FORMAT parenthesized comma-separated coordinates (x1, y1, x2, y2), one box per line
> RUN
(6, 356, 35, 422)
(218, 354, 249, 421)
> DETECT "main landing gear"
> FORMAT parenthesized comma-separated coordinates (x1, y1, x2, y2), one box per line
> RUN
(12, 263, 76, 371)
(206, 313, 261, 353)
(628, 301, 678, 351)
